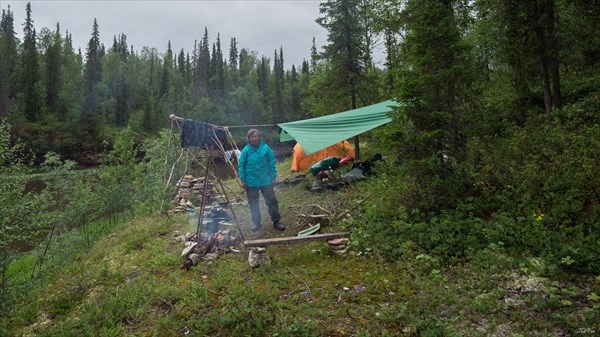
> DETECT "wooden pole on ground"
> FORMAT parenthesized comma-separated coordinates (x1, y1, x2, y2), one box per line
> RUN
(244, 232, 350, 247)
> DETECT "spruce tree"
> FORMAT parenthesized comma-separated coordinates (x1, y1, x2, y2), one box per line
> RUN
(272, 49, 285, 122)
(476, 0, 540, 123)
(277, 47, 285, 88)
(148, 50, 156, 94)
(115, 72, 129, 126)
(209, 34, 225, 102)
(298, 60, 311, 119)
(22, 2, 41, 121)
(0, 6, 17, 119)
(185, 53, 192, 84)
(238, 48, 253, 79)
(120, 34, 129, 61)
(59, 29, 83, 121)
(229, 37, 238, 70)
(80, 18, 103, 148)
(159, 41, 172, 98)
(45, 23, 62, 112)
(316, 0, 376, 157)
(227, 37, 240, 89)
(257, 57, 270, 113)
(310, 37, 318, 71)
(200, 28, 210, 93)
(370, 0, 403, 97)
(193, 27, 210, 102)
(316, 0, 367, 110)
(301, 60, 309, 75)
(111, 35, 118, 53)
(112, 35, 130, 126)
(289, 64, 301, 118)
(394, 0, 476, 214)
(177, 48, 186, 80)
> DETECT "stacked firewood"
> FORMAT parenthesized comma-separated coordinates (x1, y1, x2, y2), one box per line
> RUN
(327, 238, 349, 254)
(172, 175, 215, 212)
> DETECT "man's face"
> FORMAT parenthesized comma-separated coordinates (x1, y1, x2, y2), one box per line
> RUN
(249, 133, 260, 147)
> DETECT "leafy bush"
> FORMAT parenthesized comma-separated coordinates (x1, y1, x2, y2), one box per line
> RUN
(465, 115, 599, 271)
(359, 94, 599, 273)
(0, 121, 54, 300)
(134, 128, 178, 214)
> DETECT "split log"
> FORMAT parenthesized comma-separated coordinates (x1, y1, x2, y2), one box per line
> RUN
(181, 237, 216, 269)
(181, 242, 198, 257)
(327, 237, 350, 254)
(248, 247, 271, 268)
(182, 253, 201, 269)
(327, 238, 349, 245)
(328, 243, 348, 251)
(194, 238, 216, 256)
(331, 247, 348, 254)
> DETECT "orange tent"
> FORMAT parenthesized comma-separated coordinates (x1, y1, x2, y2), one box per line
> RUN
(291, 140, 355, 172)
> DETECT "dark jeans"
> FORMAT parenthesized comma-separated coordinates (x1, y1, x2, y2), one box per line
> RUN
(247, 184, 280, 227)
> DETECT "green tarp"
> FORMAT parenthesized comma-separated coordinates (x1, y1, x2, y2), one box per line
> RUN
(278, 99, 401, 155)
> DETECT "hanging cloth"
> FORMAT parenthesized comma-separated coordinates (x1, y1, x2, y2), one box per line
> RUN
(180, 119, 230, 149)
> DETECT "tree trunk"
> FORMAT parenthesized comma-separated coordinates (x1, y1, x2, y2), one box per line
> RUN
(539, 59, 553, 121)
(351, 92, 360, 159)
(546, 0, 563, 108)
(532, 0, 553, 121)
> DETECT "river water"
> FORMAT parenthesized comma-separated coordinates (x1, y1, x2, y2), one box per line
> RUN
(25, 143, 293, 193)
(16, 144, 293, 252)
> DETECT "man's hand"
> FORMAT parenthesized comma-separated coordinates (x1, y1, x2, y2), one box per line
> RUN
(241, 182, 247, 191)
(271, 179, 276, 185)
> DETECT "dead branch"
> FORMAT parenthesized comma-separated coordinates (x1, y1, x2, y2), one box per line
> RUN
(298, 213, 329, 220)
(334, 194, 373, 223)
(288, 204, 332, 214)
(301, 279, 314, 300)
(165, 148, 186, 188)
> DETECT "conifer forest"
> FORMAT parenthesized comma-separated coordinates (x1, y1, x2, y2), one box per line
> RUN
(0, 1, 599, 335)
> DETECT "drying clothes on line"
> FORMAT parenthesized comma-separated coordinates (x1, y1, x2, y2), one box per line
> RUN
(180, 119, 231, 149)
(224, 149, 241, 163)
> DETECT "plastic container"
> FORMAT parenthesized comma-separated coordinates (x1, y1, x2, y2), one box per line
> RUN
(188, 208, 199, 230)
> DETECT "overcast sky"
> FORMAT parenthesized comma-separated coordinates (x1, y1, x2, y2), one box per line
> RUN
(3, 0, 329, 68)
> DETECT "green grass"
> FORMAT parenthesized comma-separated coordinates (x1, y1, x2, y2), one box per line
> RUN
(1, 163, 598, 337)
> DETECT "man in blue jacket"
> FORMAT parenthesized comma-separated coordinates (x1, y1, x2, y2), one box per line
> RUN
(238, 129, 286, 231)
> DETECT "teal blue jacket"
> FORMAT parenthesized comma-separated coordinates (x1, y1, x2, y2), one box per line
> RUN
(238, 141, 277, 187)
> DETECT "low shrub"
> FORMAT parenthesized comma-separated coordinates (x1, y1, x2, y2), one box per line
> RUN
(357, 101, 599, 274)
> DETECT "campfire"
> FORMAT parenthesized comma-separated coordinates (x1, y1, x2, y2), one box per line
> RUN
(176, 203, 242, 269)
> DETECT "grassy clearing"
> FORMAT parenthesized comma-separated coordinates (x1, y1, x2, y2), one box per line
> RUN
(2, 159, 598, 337)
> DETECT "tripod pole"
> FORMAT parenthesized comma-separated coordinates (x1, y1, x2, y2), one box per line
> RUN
(196, 151, 213, 243)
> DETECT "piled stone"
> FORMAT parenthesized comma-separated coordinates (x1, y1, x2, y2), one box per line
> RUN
(172, 175, 216, 212)
(327, 238, 350, 255)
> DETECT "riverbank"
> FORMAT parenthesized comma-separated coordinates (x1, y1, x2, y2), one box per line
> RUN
(2, 158, 597, 336)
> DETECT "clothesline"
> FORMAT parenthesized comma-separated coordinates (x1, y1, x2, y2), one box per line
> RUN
(169, 114, 277, 129)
